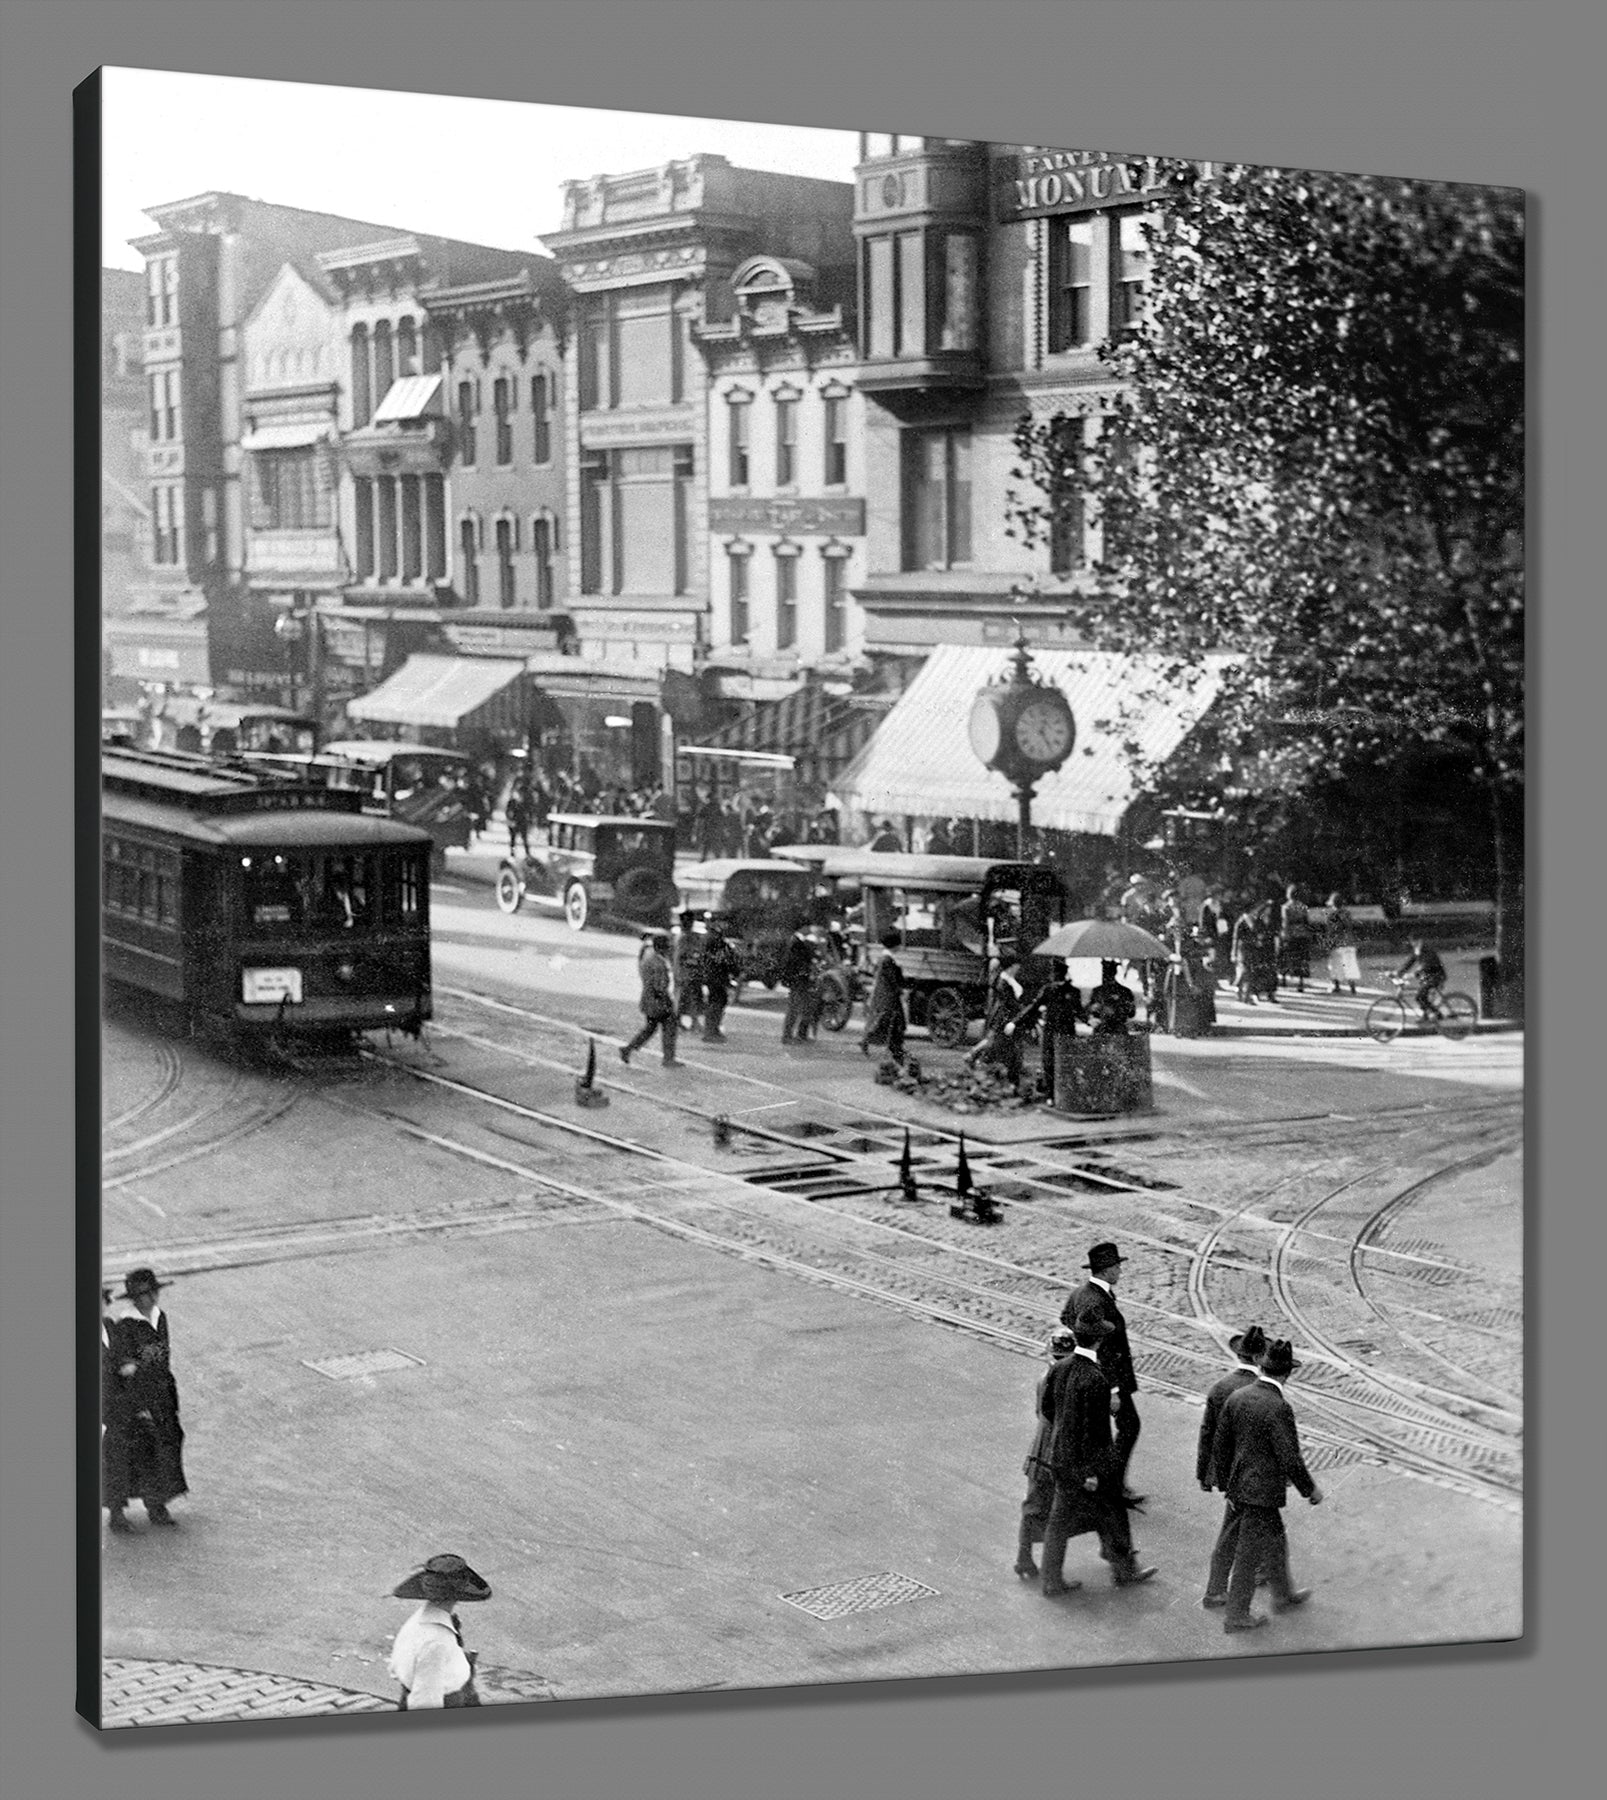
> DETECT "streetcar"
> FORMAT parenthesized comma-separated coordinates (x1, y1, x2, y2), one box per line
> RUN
(102, 746, 433, 1040)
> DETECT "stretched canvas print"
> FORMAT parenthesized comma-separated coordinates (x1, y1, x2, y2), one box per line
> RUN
(80, 65, 1524, 1729)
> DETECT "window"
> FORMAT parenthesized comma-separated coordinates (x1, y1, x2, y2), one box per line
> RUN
(941, 234, 979, 351)
(201, 486, 220, 565)
(532, 515, 555, 610)
(1114, 213, 1150, 329)
(729, 551, 750, 646)
(1048, 418, 1086, 575)
(147, 372, 162, 439)
(864, 133, 897, 158)
(824, 396, 848, 486)
(493, 377, 514, 465)
(146, 257, 177, 327)
(393, 854, 425, 923)
(372, 320, 394, 401)
(457, 380, 478, 466)
(614, 296, 674, 407)
(898, 233, 926, 356)
(459, 516, 480, 605)
(377, 479, 398, 580)
(356, 478, 376, 578)
(401, 476, 423, 580)
(253, 450, 329, 530)
(421, 323, 443, 376)
(148, 370, 180, 441)
(903, 427, 972, 570)
(397, 316, 418, 377)
(865, 233, 927, 357)
(104, 839, 179, 925)
(866, 237, 895, 358)
(350, 325, 372, 428)
(1049, 219, 1095, 351)
(579, 453, 605, 593)
(150, 485, 182, 565)
(823, 552, 849, 652)
(531, 372, 552, 463)
(425, 475, 447, 581)
(775, 552, 798, 650)
(495, 516, 517, 608)
(728, 398, 750, 486)
(579, 304, 607, 410)
(775, 398, 798, 487)
(614, 446, 677, 595)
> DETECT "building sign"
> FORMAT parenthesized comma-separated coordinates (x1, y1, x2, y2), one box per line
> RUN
(579, 406, 696, 448)
(568, 610, 701, 639)
(997, 149, 1171, 221)
(445, 622, 562, 656)
(708, 496, 866, 535)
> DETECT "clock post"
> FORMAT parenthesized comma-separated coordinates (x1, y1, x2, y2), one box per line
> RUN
(966, 626, 1077, 859)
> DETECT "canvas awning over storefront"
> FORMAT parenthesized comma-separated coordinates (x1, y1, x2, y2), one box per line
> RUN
(239, 422, 334, 452)
(345, 654, 526, 731)
(833, 645, 1229, 836)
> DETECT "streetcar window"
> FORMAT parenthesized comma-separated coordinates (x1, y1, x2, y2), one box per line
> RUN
(392, 855, 424, 921)
(307, 854, 374, 930)
(244, 854, 302, 927)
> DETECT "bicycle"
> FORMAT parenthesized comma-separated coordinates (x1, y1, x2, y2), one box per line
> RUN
(1364, 972, 1479, 1044)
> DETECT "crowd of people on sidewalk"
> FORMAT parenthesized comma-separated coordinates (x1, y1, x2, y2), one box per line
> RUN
(1018, 1240, 1323, 1634)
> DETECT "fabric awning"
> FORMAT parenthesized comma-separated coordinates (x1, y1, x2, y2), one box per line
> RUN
(523, 652, 662, 701)
(239, 422, 333, 452)
(372, 374, 443, 423)
(344, 654, 526, 730)
(833, 645, 1229, 836)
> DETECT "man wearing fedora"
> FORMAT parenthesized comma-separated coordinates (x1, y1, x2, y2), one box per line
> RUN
(1209, 1337, 1323, 1634)
(1038, 1314, 1159, 1596)
(389, 1553, 494, 1709)
(109, 1268, 187, 1528)
(1014, 1323, 1078, 1580)
(1196, 1323, 1269, 1609)
(1061, 1243, 1145, 1506)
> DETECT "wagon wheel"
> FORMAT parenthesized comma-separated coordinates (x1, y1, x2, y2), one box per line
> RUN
(926, 986, 970, 1048)
(495, 866, 525, 914)
(563, 880, 590, 931)
(816, 968, 853, 1033)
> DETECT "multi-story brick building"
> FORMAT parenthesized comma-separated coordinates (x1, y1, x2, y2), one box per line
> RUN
(537, 156, 854, 792)
(100, 268, 149, 707)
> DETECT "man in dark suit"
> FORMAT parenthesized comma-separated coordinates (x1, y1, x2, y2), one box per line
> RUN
(1209, 1337, 1323, 1634)
(1196, 1324, 1268, 1608)
(1061, 1242, 1144, 1505)
(1037, 1316, 1158, 1597)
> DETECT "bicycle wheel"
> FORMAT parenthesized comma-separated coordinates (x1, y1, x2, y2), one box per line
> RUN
(1364, 995, 1406, 1043)
(1436, 992, 1478, 1041)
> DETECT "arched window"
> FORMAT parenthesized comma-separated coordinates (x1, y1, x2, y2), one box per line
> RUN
(495, 516, 517, 608)
(372, 320, 394, 403)
(459, 515, 480, 607)
(350, 324, 371, 427)
(397, 316, 418, 377)
(531, 515, 555, 611)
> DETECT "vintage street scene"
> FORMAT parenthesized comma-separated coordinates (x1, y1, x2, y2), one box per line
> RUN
(94, 71, 1523, 1726)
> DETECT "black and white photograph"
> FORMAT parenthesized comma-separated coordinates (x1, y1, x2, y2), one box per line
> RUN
(87, 63, 1524, 1730)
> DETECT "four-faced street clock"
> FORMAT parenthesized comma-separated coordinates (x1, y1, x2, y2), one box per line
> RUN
(968, 632, 1077, 854)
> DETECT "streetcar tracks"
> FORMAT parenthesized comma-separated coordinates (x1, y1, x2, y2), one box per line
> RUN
(103, 1041, 184, 1135)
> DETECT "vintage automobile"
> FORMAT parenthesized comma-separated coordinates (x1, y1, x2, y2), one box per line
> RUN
(496, 813, 679, 932)
(673, 858, 815, 988)
(313, 741, 475, 872)
(770, 848, 1068, 1046)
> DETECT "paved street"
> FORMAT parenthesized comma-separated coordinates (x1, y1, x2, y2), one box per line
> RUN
(97, 881, 1522, 1724)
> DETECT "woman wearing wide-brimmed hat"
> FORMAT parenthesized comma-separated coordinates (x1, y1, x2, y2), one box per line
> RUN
(106, 1268, 187, 1529)
(388, 1554, 494, 1709)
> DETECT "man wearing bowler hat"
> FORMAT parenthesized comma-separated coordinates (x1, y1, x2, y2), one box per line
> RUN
(1209, 1337, 1323, 1634)
(1014, 1323, 1078, 1580)
(1061, 1243, 1144, 1506)
(1196, 1323, 1269, 1609)
(1037, 1315, 1159, 1597)
(113, 1267, 188, 1527)
(388, 1553, 494, 1709)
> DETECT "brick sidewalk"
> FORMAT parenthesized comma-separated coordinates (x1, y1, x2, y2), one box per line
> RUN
(101, 1658, 390, 1727)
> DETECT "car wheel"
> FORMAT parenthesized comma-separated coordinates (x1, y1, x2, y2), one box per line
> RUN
(927, 986, 969, 1048)
(495, 866, 524, 914)
(564, 881, 590, 931)
(816, 970, 852, 1033)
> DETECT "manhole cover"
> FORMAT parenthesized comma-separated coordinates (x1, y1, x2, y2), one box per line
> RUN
(779, 1571, 939, 1621)
(303, 1348, 425, 1380)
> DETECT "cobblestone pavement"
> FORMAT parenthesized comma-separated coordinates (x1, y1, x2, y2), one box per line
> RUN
(101, 1658, 390, 1727)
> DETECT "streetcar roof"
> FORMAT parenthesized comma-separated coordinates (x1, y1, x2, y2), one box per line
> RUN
(102, 790, 433, 849)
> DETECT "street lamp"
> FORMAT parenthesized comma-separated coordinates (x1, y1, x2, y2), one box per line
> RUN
(966, 625, 1077, 857)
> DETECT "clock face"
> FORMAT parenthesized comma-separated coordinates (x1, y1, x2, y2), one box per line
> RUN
(1014, 696, 1074, 764)
(968, 691, 1003, 765)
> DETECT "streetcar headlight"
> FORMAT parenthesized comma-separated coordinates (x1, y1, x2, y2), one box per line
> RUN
(336, 961, 356, 983)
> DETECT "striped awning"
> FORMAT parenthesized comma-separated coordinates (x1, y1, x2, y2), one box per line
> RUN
(833, 645, 1229, 836)
(345, 654, 526, 730)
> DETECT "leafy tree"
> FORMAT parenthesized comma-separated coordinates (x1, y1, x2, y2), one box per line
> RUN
(1006, 161, 1524, 975)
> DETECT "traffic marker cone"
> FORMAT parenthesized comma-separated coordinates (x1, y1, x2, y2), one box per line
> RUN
(895, 1127, 919, 1202)
(575, 1037, 609, 1108)
(949, 1132, 1001, 1223)
(955, 1133, 975, 1198)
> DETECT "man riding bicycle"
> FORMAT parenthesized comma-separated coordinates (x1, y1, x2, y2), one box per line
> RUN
(1393, 938, 1448, 1020)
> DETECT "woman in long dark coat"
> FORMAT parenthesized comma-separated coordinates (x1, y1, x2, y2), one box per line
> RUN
(859, 930, 908, 1064)
(113, 1268, 188, 1525)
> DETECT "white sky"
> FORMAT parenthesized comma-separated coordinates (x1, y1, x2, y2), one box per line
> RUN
(102, 67, 867, 271)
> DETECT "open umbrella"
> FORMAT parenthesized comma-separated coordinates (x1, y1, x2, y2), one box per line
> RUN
(1029, 918, 1174, 962)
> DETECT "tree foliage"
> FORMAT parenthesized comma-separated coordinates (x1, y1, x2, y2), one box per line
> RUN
(1006, 162, 1524, 948)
